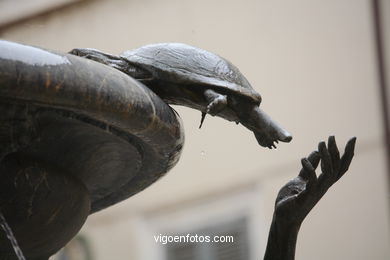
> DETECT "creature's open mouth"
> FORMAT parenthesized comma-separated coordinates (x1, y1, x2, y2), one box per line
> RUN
(239, 106, 292, 149)
(254, 129, 292, 149)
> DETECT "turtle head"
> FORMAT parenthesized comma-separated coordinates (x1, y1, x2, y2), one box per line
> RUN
(229, 96, 292, 149)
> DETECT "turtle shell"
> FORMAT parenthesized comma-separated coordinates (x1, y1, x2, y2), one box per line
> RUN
(121, 43, 262, 104)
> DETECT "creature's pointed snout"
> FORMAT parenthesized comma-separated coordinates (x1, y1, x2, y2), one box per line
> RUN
(242, 106, 292, 149)
(276, 127, 293, 143)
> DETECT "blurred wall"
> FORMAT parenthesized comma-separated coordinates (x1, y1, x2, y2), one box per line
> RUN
(1, 0, 389, 259)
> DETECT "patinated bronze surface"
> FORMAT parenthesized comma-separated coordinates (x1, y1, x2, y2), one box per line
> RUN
(0, 40, 183, 259)
(264, 136, 356, 260)
(70, 43, 292, 149)
(0, 40, 356, 260)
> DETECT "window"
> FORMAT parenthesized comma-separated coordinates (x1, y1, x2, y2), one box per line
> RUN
(135, 189, 265, 260)
(166, 218, 250, 260)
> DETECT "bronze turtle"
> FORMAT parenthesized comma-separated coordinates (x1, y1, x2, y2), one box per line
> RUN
(70, 43, 292, 148)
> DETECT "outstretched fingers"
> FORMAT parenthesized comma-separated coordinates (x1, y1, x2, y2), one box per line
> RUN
(319, 141, 333, 176)
(301, 158, 317, 190)
(317, 140, 337, 193)
(299, 151, 319, 179)
(308, 150, 321, 168)
(299, 151, 320, 191)
(338, 137, 357, 180)
(328, 136, 340, 173)
(318, 136, 357, 192)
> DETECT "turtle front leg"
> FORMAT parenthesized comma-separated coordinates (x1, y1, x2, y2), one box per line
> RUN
(199, 89, 227, 128)
(69, 48, 126, 71)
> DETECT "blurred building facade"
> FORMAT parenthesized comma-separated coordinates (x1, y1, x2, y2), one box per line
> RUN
(0, 0, 389, 259)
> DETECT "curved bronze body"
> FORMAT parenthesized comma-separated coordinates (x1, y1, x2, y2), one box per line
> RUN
(0, 40, 183, 259)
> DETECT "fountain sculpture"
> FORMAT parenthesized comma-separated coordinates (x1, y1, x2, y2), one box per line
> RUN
(0, 40, 355, 260)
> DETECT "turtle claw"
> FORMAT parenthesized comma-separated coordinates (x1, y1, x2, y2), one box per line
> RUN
(200, 89, 227, 129)
(199, 112, 207, 129)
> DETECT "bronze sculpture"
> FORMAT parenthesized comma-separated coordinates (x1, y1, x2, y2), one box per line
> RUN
(0, 40, 355, 260)
(70, 43, 292, 148)
(264, 136, 356, 260)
